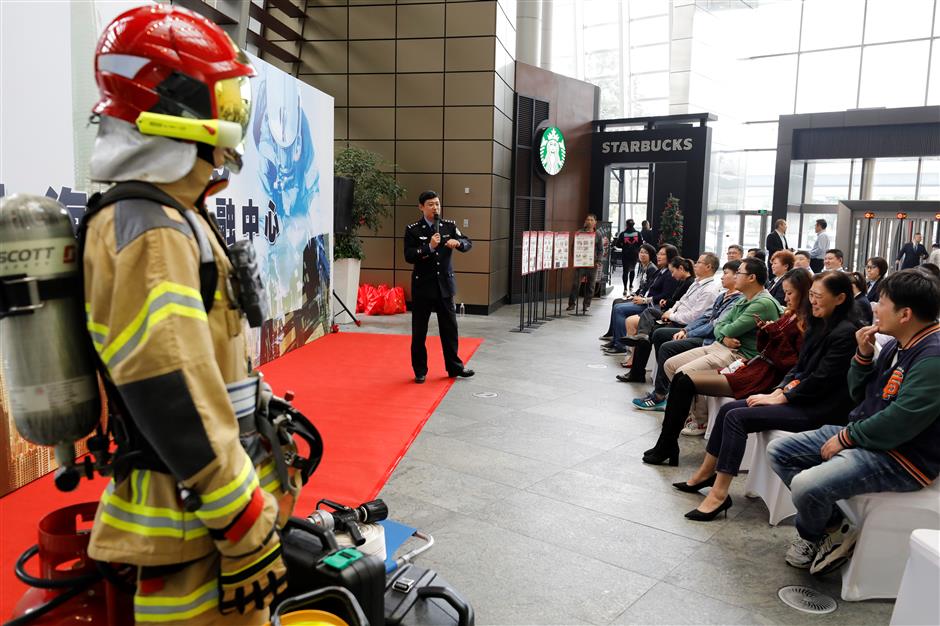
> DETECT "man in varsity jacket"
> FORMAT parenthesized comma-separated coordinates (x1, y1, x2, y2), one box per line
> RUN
(768, 268, 940, 576)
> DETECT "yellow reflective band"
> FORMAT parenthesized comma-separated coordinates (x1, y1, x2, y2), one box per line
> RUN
(259, 461, 281, 494)
(134, 580, 218, 623)
(100, 281, 207, 367)
(214, 290, 222, 301)
(99, 512, 209, 539)
(196, 456, 259, 521)
(136, 112, 243, 149)
(221, 542, 281, 581)
(85, 303, 110, 351)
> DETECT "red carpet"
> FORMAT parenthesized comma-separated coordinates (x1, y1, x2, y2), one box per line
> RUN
(0, 331, 481, 617)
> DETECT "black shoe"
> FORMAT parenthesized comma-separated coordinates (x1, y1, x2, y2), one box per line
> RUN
(685, 496, 733, 522)
(673, 474, 717, 493)
(601, 342, 616, 350)
(414, 375, 426, 384)
(598, 334, 613, 341)
(643, 445, 680, 466)
(565, 305, 575, 312)
(449, 368, 475, 378)
(604, 346, 627, 354)
(616, 373, 645, 383)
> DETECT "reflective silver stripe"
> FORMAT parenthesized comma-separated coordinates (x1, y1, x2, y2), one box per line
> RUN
(134, 582, 219, 618)
(102, 502, 205, 534)
(106, 291, 206, 368)
(196, 461, 257, 516)
(98, 53, 150, 79)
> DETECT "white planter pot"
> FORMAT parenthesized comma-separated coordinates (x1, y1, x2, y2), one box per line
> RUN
(333, 257, 361, 324)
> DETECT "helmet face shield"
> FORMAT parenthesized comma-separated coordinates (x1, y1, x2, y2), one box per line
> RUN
(215, 76, 252, 141)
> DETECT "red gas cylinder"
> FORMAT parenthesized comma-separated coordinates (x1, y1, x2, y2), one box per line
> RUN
(10, 502, 133, 626)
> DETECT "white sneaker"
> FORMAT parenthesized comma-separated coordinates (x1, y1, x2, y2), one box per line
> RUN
(786, 537, 821, 569)
(680, 418, 706, 437)
(810, 522, 858, 575)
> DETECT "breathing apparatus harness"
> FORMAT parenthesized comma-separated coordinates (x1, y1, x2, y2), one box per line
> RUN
(74, 181, 323, 497)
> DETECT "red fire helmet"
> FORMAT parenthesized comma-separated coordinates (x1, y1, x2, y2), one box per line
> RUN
(93, 5, 255, 149)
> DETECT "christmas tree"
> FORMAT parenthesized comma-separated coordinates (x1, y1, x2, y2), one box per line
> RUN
(658, 194, 683, 249)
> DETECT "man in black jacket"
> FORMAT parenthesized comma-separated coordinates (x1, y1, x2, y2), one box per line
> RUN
(404, 191, 474, 383)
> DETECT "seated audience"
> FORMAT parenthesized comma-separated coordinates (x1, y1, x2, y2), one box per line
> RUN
(601, 245, 679, 353)
(626, 261, 742, 388)
(611, 257, 694, 356)
(600, 244, 657, 340)
(639, 258, 783, 442)
(794, 250, 814, 274)
(824, 248, 845, 272)
(848, 271, 873, 325)
(727, 244, 744, 262)
(676, 271, 858, 521)
(767, 250, 795, 305)
(618, 253, 721, 377)
(864, 256, 887, 302)
(769, 269, 940, 575)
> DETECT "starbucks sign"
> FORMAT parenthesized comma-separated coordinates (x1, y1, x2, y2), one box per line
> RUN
(539, 126, 566, 175)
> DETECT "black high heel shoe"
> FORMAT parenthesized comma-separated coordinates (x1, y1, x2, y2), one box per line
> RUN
(684, 496, 733, 521)
(642, 446, 679, 466)
(672, 474, 717, 493)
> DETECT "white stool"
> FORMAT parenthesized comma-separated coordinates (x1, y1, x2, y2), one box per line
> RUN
(743, 430, 797, 526)
(890, 529, 940, 625)
(837, 482, 940, 601)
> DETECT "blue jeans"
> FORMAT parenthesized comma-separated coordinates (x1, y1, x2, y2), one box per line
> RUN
(610, 303, 646, 347)
(768, 424, 922, 541)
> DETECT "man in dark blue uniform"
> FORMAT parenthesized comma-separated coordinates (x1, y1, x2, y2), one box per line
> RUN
(405, 191, 474, 383)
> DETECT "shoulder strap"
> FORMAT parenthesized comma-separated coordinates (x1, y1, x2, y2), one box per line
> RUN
(83, 181, 217, 313)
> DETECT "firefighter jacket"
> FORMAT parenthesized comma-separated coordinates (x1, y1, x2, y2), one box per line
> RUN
(83, 160, 292, 569)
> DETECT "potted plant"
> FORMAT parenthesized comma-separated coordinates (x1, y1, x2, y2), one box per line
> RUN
(333, 147, 405, 322)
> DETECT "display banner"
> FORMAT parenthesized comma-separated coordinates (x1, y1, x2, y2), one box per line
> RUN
(541, 232, 554, 270)
(521, 231, 531, 275)
(535, 231, 545, 270)
(553, 232, 570, 269)
(573, 232, 596, 267)
(528, 230, 539, 274)
(0, 1, 334, 494)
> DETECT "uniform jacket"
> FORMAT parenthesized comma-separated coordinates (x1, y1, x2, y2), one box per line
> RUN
(83, 165, 291, 567)
(404, 217, 472, 299)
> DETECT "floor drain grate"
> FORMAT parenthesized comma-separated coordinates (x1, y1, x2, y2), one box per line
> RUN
(777, 585, 837, 614)
(473, 392, 498, 398)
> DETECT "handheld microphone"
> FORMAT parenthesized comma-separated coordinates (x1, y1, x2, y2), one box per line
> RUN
(433, 212, 441, 235)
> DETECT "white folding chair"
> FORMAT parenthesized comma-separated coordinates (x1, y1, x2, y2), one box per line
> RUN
(742, 430, 797, 526)
(837, 482, 940, 601)
(890, 529, 940, 625)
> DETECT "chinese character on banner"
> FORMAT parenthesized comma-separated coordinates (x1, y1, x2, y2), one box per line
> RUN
(215, 197, 236, 245)
(242, 199, 259, 239)
(45, 186, 88, 232)
(264, 200, 280, 244)
(0, 183, 5, 198)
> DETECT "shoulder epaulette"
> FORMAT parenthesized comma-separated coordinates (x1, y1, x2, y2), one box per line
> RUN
(407, 221, 420, 228)
(443, 218, 455, 224)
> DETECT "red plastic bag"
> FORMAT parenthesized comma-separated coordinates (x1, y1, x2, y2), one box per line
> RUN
(356, 284, 371, 313)
(364, 284, 389, 315)
(383, 286, 407, 315)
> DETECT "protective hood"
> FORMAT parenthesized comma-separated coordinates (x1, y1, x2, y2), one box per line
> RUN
(89, 116, 197, 184)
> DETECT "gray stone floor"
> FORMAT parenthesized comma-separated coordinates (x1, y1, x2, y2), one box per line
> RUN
(342, 282, 894, 625)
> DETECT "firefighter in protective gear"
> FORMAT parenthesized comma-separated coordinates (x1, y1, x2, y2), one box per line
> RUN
(83, 6, 294, 624)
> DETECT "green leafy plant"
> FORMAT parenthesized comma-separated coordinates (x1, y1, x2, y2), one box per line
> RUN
(658, 194, 684, 249)
(333, 147, 406, 260)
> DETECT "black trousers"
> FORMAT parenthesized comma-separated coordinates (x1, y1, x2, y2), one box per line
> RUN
(411, 295, 463, 376)
(652, 371, 731, 452)
(568, 267, 597, 308)
(627, 325, 683, 381)
(652, 337, 704, 396)
(622, 260, 637, 292)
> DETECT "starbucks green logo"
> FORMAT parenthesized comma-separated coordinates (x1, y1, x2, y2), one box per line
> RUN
(539, 126, 566, 175)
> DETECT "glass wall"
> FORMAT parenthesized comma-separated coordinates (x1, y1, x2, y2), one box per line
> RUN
(550, 0, 940, 259)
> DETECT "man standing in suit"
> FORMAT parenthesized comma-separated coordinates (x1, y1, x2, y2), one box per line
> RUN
(765, 219, 789, 274)
(405, 191, 475, 384)
(897, 232, 928, 270)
